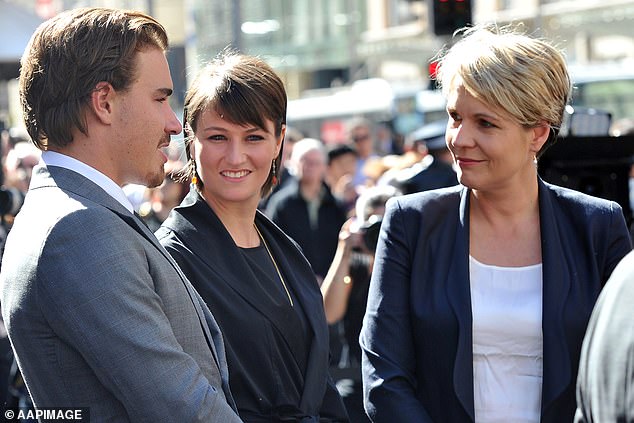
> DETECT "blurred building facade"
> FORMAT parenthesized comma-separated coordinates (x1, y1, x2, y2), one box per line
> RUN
(2, 0, 634, 126)
(186, 0, 634, 98)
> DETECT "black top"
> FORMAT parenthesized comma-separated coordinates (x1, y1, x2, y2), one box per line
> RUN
(239, 244, 311, 372)
(342, 252, 372, 364)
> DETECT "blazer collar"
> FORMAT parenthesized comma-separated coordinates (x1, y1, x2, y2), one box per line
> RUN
(447, 187, 475, 421)
(448, 179, 573, 420)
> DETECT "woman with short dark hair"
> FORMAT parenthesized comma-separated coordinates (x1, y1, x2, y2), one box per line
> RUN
(156, 51, 348, 423)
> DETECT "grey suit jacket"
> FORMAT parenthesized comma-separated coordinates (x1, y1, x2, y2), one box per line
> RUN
(575, 250, 634, 423)
(0, 165, 242, 422)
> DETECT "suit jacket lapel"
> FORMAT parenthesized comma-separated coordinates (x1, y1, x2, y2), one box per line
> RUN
(447, 187, 475, 421)
(447, 182, 574, 419)
(116, 210, 227, 371)
(537, 179, 572, 415)
(38, 166, 227, 380)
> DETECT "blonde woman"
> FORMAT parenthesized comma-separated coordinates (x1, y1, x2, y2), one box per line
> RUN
(360, 25, 632, 423)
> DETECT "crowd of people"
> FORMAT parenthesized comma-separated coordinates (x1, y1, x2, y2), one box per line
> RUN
(0, 6, 632, 423)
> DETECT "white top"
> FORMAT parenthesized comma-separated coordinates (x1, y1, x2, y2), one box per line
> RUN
(41, 150, 134, 213)
(469, 256, 543, 423)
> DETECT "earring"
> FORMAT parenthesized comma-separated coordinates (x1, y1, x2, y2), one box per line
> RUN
(271, 161, 278, 185)
(191, 160, 199, 185)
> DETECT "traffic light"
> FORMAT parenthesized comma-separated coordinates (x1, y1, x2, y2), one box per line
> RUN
(428, 60, 440, 90)
(430, 0, 473, 36)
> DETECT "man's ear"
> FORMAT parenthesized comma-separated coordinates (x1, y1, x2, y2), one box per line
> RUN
(90, 82, 115, 125)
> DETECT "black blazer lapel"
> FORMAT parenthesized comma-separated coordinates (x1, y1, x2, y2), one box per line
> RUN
(255, 213, 329, 415)
(170, 192, 306, 359)
(447, 188, 475, 421)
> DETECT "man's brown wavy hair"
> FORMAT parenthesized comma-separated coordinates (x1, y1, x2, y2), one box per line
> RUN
(19, 7, 169, 150)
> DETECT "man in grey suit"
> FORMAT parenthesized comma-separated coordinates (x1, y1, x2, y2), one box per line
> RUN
(0, 8, 242, 422)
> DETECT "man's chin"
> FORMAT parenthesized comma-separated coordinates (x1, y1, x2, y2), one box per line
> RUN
(145, 170, 166, 189)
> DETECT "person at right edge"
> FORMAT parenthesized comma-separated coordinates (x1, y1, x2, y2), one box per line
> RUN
(359, 24, 632, 423)
(574, 249, 634, 423)
(156, 51, 349, 422)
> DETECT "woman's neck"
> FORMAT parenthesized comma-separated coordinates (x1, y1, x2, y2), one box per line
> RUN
(469, 180, 542, 267)
(203, 194, 260, 248)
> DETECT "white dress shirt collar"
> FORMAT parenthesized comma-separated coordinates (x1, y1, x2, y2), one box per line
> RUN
(41, 150, 135, 213)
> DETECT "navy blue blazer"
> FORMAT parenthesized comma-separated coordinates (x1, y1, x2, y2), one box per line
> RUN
(360, 179, 632, 423)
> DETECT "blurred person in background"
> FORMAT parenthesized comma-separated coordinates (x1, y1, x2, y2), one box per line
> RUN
(321, 185, 400, 423)
(156, 51, 348, 422)
(326, 144, 359, 214)
(0, 131, 40, 227)
(266, 138, 348, 284)
(258, 125, 303, 210)
(360, 24, 632, 423)
(0, 140, 41, 256)
(375, 123, 403, 156)
(0, 8, 242, 420)
(346, 118, 379, 188)
(609, 118, 634, 232)
(276, 126, 304, 189)
(138, 159, 188, 231)
(391, 119, 458, 195)
(3, 141, 41, 195)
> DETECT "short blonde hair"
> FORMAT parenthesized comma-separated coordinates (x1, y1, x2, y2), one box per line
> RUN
(435, 24, 571, 157)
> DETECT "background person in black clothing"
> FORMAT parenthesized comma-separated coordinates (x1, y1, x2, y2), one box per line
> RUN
(321, 185, 400, 423)
(265, 138, 348, 284)
(391, 119, 458, 195)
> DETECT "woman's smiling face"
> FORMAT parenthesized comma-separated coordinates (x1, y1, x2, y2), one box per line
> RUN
(192, 108, 283, 208)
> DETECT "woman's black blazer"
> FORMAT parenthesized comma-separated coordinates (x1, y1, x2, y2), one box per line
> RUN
(156, 189, 348, 422)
